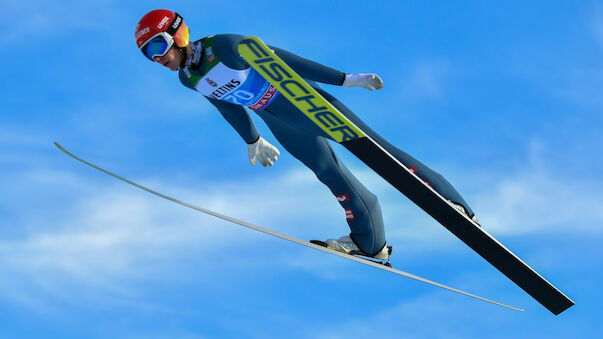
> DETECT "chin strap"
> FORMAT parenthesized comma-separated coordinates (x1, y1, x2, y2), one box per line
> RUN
(179, 46, 189, 68)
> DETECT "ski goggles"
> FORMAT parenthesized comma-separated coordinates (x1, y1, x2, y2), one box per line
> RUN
(140, 32, 175, 61)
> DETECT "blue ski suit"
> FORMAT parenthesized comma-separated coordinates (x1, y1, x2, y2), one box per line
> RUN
(178, 34, 474, 256)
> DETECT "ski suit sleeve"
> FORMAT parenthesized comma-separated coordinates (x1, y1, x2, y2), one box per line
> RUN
(206, 97, 260, 144)
(268, 46, 346, 86)
(178, 68, 260, 144)
(212, 34, 346, 86)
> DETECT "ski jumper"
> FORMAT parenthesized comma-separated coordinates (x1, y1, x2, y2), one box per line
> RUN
(178, 34, 474, 256)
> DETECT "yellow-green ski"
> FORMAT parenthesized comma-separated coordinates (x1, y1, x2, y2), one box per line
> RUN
(237, 36, 365, 143)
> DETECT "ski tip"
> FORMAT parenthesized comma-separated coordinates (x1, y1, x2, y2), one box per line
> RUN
(53, 141, 64, 150)
(53, 141, 70, 155)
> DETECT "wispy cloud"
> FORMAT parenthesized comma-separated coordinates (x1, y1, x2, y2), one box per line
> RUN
(0, 152, 343, 311)
(2, 123, 600, 314)
(465, 139, 603, 235)
(0, 186, 238, 311)
(311, 290, 524, 339)
(391, 59, 453, 103)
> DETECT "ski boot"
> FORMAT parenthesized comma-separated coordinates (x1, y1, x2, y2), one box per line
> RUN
(449, 200, 480, 226)
(311, 235, 393, 267)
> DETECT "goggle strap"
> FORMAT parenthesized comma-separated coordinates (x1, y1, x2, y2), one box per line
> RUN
(165, 13, 183, 36)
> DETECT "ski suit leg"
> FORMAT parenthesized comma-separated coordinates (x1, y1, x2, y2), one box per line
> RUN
(256, 108, 386, 256)
(314, 87, 476, 217)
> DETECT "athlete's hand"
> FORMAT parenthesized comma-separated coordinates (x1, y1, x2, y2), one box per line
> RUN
(247, 136, 280, 167)
(342, 73, 384, 90)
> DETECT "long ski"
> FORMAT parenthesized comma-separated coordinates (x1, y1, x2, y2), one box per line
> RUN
(55, 141, 522, 312)
(237, 36, 574, 315)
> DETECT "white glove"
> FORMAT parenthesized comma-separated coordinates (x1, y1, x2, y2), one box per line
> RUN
(342, 73, 384, 90)
(247, 137, 280, 167)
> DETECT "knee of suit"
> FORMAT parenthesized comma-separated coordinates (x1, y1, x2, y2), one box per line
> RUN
(364, 193, 383, 216)
(312, 164, 341, 186)
(364, 193, 380, 209)
(315, 166, 374, 199)
(429, 171, 448, 188)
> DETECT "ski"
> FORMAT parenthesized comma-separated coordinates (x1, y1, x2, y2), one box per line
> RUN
(55, 141, 523, 312)
(237, 36, 574, 315)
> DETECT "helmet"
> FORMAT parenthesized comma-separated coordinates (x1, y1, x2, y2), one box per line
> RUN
(135, 9, 190, 61)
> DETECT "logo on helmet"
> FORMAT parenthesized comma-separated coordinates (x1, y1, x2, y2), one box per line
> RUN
(136, 27, 150, 40)
(157, 16, 170, 29)
(172, 16, 182, 29)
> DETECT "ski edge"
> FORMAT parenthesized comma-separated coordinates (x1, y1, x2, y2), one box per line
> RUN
(53, 141, 524, 312)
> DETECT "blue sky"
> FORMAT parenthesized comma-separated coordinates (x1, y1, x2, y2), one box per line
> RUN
(1, 0, 602, 337)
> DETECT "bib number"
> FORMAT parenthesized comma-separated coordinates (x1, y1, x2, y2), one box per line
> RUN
(223, 90, 255, 105)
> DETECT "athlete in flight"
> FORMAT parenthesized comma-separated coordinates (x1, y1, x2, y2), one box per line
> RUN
(134, 9, 479, 262)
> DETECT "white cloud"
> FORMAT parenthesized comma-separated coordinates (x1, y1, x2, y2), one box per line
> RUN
(466, 140, 603, 235)
(0, 185, 238, 310)
(301, 264, 527, 338)
(393, 59, 453, 102)
(312, 291, 520, 339)
(1, 130, 599, 314)
(0, 157, 344, 311)
(475, 172, 603, 234)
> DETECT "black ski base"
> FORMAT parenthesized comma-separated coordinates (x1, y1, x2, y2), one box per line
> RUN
(310, 240, 393, 267)
(340, 137, 574, 315)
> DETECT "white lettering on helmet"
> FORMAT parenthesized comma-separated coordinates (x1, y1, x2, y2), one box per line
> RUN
(172, 16, 182, 29)
(135, 27, 150, 40)
(157, 16, 170, 29)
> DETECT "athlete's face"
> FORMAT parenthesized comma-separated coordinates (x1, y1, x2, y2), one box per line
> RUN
(154, 46, 182, 71)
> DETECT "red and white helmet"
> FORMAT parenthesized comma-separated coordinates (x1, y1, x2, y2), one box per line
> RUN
(135, 9, 190, 61)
